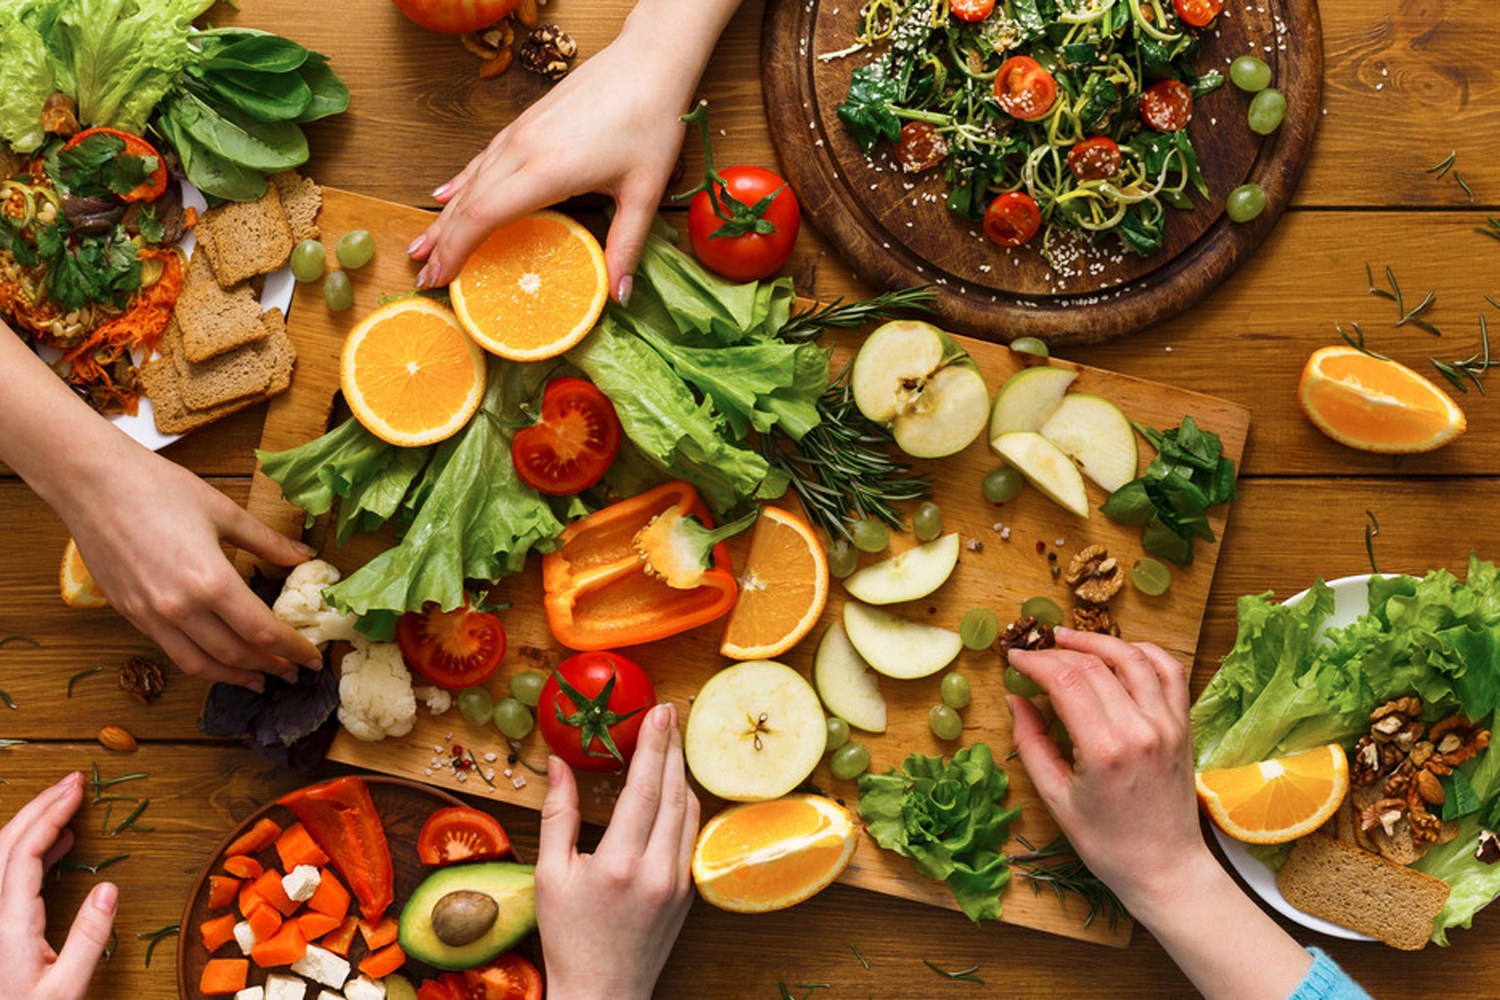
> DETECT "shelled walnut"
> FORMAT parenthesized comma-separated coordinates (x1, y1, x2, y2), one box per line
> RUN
(1066, 545, 1123, 604)
(997, 617, 1054, 663)
(518, 24, 577, 80)
(119, 657, 165, 705)
(1071, 605, 1120, 636)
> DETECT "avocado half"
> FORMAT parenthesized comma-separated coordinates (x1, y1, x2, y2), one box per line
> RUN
(398, 862, 537, 971)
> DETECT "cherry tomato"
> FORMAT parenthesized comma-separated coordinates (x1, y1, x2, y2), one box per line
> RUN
(417, 807, 511, 866)
(389, 0, 519, 33)
(60, 128, 168, 202)
(417, 979, 461, 1000)
(538, 651, 655, 773)
(511, 377, 621, 495)
(1140, 79, 1194, 132)
(893, 121, 948, 173)
(983, 192, 1042, 247)
(396, 603, 507, 690)
(1173, 0, 1224, 26)
(950, 0, 996, 21)
(439, 954, 543, 1000)
(993, 56, 1058, 121)
(1067, 136, 1123, 181)
(687, 166, 800, 282)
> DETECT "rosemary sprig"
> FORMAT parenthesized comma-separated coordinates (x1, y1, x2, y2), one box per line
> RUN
(1006, 835, 1128, 929)
(67, 666, 102, 697)
(0, 635, 39, 648)
(1431, 316, 1498, 395)
(506, 740, 548, 776)
(921, 959, 985, 983)
(777, 286, 938, 343)
(777, 983, 827, 1000)
(467, 749, 496, 789)
(1366, 262, 1396, 302)
(1426, 150, 1457, 178)
(1336, 322, 1387, 361)
(1477, 218, 1500, 243)
(0, 689, 15, 710)
(0, 738, 26, 749)
(1455, 172, 1476, 203)
(138, 924, 180, 968)
(91, 764, 147, 803)
(850, 943, 870, 969)
(55, 853, 129, 875)
(1368, 265, 1440, 334)
(1364, 511, 1380, 575)
(102, 930, 117, 964)
(110, 798, 152, 836)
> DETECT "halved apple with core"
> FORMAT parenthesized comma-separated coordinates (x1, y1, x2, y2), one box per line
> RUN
(812, 621, 888, 733)
(851, 320, 991, 458)
(991, 431, 1090, 518)
(842, 601, 962, 680)
(1037, 394, 1138, 493)
(988, 365, 1077, 440)
(685, 660, 827, 802)
(842, 533, 960, 605)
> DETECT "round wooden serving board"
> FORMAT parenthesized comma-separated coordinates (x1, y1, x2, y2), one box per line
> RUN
(762, 0, 1323, 344)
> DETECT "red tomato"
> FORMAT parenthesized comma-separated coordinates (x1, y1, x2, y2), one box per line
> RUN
(983, 192, 1042, 247)
(687, 166, 800, 283)
(893, 122, 948, 173)
(439, 954, 543, 1000)
(1173, 0, 1224, 26)
(390, 0, 519, 33)
(1067, 136, 1123, 180)
(949, 0, 995, 20)
(511, 377, 621, 495)
(993, 56, 1058, 121)
(395, 603, 507, 690)
(538, 651, 655, 772)
(417, 979, 461, 1000)
(417, 807, 511, 866)
(61, 128, 167, 202)
(1140, 79, 1194, 132)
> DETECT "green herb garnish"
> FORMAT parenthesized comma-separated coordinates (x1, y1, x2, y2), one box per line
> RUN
(1364, 511, 1381, 575)
(850, 943, 869, 969)
(1336, 322, 1387, 361)
(138, 924, 180, 968)
(0, 635, 39, 648)
(921, 959, 984, 983)
(1432, 316, 1498, 395)
(1427, 150, 1457, 178)
(1101, 416, 1237, 567)
(1007, 836, 1127, 930)
(110, 798, 152, 836)
(1476, 218, 1500, 244)
(0, 689, 15, 710)
(777, 286, 938, 343)
(67, 666, 103, 698)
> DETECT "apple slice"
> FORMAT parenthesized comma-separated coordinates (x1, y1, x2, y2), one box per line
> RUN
(841, 601, 962, 680)
(1038, 393, 1139, 493)
(988, 366, 1078, 442)
(684, 660, 827, 802)
(991, 431, 1090, 518)
(842, 533, 960, 605)
(812, 621, 888, 733)
(851, 320, 991, 458)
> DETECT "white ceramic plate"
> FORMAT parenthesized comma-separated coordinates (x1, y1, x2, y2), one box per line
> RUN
(32, 180, 295, 451)
(1211, 573, 1392, 941)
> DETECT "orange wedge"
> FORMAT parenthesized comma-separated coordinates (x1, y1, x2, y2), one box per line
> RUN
(1195, 744, 1350, 844)
(692, 794, 857, 913)
(340, 297, 487, 447)
(1298, 345, 1466, 453)
(449, 210, 608, 361)
(60, 538, 109, 609)
(719, 507, 829, 660)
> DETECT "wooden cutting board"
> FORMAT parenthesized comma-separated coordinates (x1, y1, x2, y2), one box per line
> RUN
(760, 0, 1323, 344)
(244, 187, 1249, 948)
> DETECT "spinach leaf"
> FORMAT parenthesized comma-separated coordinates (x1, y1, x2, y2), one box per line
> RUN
(166, 89, 308, 172)
(1104, 415, 1238, 566)
(195, 29, 310, 74)
(837, 62, 903, 155)
(190, 65, 312, 123)
(295, 55, 351, 123)
(159, 111, 267, 201)
(1117, 206, 1163, 256)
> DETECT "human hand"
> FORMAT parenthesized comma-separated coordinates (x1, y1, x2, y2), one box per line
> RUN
(535, 703, 699, 1000)
(0, 773, 117, 1000)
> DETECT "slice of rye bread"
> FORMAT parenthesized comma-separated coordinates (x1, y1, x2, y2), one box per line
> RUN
(140, 354, 264, 435)
(195, 184, 294, 288)
(167, 310, 290, 411)
(176, 266, 269, 363)
(1277, 834, 1450, 950)
(269, 170, 322, 242)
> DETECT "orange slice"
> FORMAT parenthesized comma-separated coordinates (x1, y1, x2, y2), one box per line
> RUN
(692, 794, 856, 913)
(1195, 744, 1350, 844)
(60, 538, 109, 609)
(719, 507, 829, 660)
(1298, 345, 1466, 453)
(339, 297, 487, 447)
(449, 210, 608, 361)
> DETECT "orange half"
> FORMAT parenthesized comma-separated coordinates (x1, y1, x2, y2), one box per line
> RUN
(1298, 345, 1465, 453)
(1195, 743, 1350, 844)
(60, 538, 109, 609)
(692, 794, 856, 913)
(719, 507, 829, 660)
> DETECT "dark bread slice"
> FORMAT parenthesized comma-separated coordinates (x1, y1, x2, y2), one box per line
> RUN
(196, 185, 294, 288)
(1277, 834, 1449, 950)
(269, 170, 322, 243)
(176, 272, 268, 363)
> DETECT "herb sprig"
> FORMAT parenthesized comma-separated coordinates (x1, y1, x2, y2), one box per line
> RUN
(1364, 511, 1381, 575)
(777, 286, 938, 343)
(1367, 264, 1441, 336)
(922, 959, 985, 983)
(67, 666, 102, 698)
(1476, 218, 1500, 244)
(1431, 317, 1499, 395)
(1336, 322, 1388, 361)
(138, 924, 180, 968)
(1007, 835, 1128, 929)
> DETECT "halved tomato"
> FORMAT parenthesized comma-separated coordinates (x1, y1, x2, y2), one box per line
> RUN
(417, 807, 511, 866)
(417, 979, 461, 1000)
(1067, 136, 1123, 180)
(440, 954, 543, 1000)
(396, 603, 507, 690)
(512, 377, 621, 496)
(894, 121, 948, 173)
(949, 0, 995, 21)
(983, 191, 1042, 247)
(1173, 0, 1224, 26)
(1140, 79, 1194, 132)
(390, 0, 520, 34)
(993, 56, 1057, 121)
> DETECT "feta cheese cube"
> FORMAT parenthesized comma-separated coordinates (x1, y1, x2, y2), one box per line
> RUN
(282, 864, 323, 903)
(234, 988, 265, 1000)
(232, 920, 257, 956)
(291, 944, 351, 990)
(343, 976, 386, 1000)
(316, 991, 345, 1000)
(265, 975, 309, 1000)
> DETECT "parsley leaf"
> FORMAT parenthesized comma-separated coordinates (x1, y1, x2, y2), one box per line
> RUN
(51, 133, 157, 199)
(136, 205, 166, 245)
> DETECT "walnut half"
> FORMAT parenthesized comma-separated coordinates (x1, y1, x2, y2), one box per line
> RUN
(1066, 544, 1123, 604)
(518, 24, 577, 81)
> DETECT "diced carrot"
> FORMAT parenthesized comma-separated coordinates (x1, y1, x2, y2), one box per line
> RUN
(252, 868, 301, 918)
(199, 957, 249, 996)
(275, 822, 331, 871)
(249, 921, 308, 969)
(306, 869, 350, 920)
(238, 881, 265, 920)
(295, 910, 343, 941)
(199, 912, 238, 953)
(248, 901, 283, 943)
(359, 941, 407, 979)
(321, 915, 360, 957)
(358, 914, 399, 950)
(207, 875, 241, 910)
(224, 817, 283, 857)
(223, 855, 264, 880)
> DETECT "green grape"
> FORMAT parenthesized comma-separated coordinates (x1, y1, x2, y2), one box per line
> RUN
(913, 501, 943, 542)
(1131, 557, 1173, 596)
(825, 716, 850, 753)
(1226, 184, 1268, 223)
(1247, 88, 1286, 134)
(1229, 55, 1272, 92)
(958, 607, 1000, 650)
(829, 741, 871, 780)
(492, 698, 534, 739)
(928, 704, 962, 740)
(290, 239, 326, 282)
(940, 673, 971, 709)
(336, 229, 376, 269)
(323, 270, 354, 311)
(828, 538, 859, 579)
(509, 670, 546, 708)
(1050, 717, 1075, 756)
(982, 467, 1025, 504)
(851, 518, 889, 553)
(1010, 336, 1049, 358)
(456, 687, 494, 726)
(1003, 665, 1042, 697)
(1021, 595, 1064, 628)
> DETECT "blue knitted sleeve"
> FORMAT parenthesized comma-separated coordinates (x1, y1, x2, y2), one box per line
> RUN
(1286, 948, 1373, 1000)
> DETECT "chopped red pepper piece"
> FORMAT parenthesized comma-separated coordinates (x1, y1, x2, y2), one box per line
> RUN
(278, 777, 394, 921)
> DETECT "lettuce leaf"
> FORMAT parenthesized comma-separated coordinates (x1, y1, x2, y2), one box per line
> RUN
(0, 4, 54, 153)
(633, 230, 794, 345)
(256, 417, 406, 530)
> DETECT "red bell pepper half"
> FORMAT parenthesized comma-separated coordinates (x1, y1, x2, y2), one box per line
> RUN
(277, 777, 394, 921)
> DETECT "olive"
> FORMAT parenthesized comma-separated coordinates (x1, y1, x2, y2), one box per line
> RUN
(430, 890, 498, 947)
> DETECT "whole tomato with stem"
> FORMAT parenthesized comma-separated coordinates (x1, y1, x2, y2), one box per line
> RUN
(390, 0, 519, 34)
(538, 650, 655, 772)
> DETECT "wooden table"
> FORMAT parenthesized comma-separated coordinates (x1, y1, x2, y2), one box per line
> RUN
(3, 0, 1499, 995)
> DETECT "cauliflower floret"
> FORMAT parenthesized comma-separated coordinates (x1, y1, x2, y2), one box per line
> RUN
(336, 639, 417, 742)
(414, 685, 453, 715)
(273, 559, 361, 648)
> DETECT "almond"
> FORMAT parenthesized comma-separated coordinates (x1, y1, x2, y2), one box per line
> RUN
(97, 725, 137, 753)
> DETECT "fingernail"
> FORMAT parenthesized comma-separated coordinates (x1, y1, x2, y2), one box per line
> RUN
(406, 233, 428, 256)
(615, 274, 633, 306)
(57, 771, 81, 789)
(650, 703, 670, 730)
(1054, 626, 1074, 636)
(303, 656, 324, 671)
(249, 677, 265, 694)
(431, 182, 453, 200)
(293, 540, 315, 557)
(92, 882, 118, 913)
(547, 755, 564, 782)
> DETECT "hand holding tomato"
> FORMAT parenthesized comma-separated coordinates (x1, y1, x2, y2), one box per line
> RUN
(538, 651, 655, 771)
